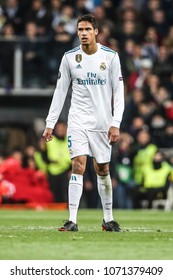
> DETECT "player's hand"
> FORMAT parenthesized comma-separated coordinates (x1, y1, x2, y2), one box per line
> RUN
(42, 128, 53, 142)
(108, 126, 120, 145)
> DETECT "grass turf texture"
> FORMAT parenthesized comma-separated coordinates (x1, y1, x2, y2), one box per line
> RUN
(0, 209, 173, 260)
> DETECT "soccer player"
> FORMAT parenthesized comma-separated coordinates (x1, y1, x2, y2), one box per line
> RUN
(42, 14, 125, 231)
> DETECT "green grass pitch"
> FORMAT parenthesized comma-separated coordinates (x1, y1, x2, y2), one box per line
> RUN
(0, 209, 173, 260)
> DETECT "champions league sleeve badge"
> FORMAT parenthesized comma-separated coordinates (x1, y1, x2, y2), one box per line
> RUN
(75, 54, 82, 63)
(57, 71, 61, 79)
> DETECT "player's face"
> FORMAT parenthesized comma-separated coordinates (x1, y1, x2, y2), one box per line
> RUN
(77, 21, 98, 46)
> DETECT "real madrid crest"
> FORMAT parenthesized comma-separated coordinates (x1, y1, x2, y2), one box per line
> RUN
(100, 62, 106, 70)
(75, 54, 82, 63)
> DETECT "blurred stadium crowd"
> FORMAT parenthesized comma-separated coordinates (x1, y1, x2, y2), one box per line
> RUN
(1, 0, 173, 209)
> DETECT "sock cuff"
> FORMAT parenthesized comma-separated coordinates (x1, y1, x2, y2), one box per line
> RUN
(70, 173, 83, 184)
(97, 173, 111, 184)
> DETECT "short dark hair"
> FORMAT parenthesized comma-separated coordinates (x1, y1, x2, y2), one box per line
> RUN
(77, 14, 98, 29)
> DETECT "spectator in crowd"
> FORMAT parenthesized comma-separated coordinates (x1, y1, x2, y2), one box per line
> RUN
(25, 0, 52, 36)
(144, 0, 163, 28)
(35, 122, 71, 202)
(0, 153, 9, 203)
(164, 25, 173, 55)
(128, 57, 153, 91)
(145, 85, 173, 124)
(128, 116, 147, 140)
(149, 113, 166, 147)
(141, 27, 159, 62)
(75, 0, 91, 17)
(153, 44, 173, 86)
(33, 137, 47, 174)
(93, 5, 109, 26)
(0, 22, 15, 87)
(123, 88, 146, 127)
(118, 0, 137, 12)
(150, 8, 169, 40)
(56, 5, 77, 36)
(142, 73, 161, 102)
(48, 21, 73, 85)
(112, 132, 134, 209)
(2, 0, 26, 34)
(101, 0, 117, 23)
(0, 6, 7, 33)
(48, 0, 62, 30)
(0, 148, 54, 203)
(132, 128, 158, 186)
(117, 20, 141, 50)
(96, 21, 115, 49)
(0, 126, 27, 154)
(22, 21, 48, 87)
(162, 123, 173, 148)
(22, 151, 51, 193)
(136, 101, 156, 126)
(121, 41, 142, 81)
(133, 150, 172, 209)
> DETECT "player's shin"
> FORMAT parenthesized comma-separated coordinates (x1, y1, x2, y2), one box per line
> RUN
(68, 174, 83, 224)
(97, 174, 114, 222)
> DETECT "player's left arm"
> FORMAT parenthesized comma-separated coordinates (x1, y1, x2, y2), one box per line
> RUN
(108, 126, 120, 144)
(109, 53, 125, 144)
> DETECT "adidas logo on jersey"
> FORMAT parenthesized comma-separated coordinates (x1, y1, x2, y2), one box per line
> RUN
(76, 64, 82, 69)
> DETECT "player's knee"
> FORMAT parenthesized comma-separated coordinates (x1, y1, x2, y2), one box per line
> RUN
(97, 169, 109, 176)
(95, 165, 109, 176)
(72, 161, 85, 175)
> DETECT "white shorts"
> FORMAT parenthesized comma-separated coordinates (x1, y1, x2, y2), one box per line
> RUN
(67, 128, 112, 164)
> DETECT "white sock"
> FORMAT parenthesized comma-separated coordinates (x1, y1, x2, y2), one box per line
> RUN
(97, 174, 114, 223)
(68, 173, 83, 224)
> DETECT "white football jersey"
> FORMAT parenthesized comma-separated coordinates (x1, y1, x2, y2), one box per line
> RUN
(46, 43, 124, 131)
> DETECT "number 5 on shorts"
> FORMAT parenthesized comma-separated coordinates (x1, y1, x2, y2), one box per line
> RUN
(68, 135, 72, 148)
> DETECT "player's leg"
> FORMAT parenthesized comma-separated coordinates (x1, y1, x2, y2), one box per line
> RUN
(86, 130, 121, 231)
(59, 128, 88, 231)
(94, 159, 121, 232)
(58, 155, 87, 231)
(93, 160, 113, 221)
(68, 155, 87, 223)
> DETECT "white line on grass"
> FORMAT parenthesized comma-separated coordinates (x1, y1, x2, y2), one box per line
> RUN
(0, 226, 173, 233)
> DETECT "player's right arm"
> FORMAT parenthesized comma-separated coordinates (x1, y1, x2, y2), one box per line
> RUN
(45, 54, 71, 130)
(42, 127, 53, 142)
